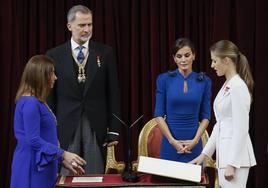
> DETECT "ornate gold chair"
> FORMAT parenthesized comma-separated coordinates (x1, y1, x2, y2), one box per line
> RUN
(137, 118, 163, 158)
(134, 118, 219, 188)
(201, 131, 219, 188)
(131, 118, 162, 170)
(105, 145, 125, 174)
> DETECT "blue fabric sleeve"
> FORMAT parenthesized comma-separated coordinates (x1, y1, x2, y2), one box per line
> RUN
(199, 76, 212, 120)
(154, 74, 166, 117)
(23, 98, 64, 171)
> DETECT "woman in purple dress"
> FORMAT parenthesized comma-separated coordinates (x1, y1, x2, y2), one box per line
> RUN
(154, 38, 212, 162)
(11, 55, 86, 188)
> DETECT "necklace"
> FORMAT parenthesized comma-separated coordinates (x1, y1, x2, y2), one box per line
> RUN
(44, 103, 57, 126)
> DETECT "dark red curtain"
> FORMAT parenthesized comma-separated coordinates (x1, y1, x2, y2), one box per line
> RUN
(1, 0, 267, 187)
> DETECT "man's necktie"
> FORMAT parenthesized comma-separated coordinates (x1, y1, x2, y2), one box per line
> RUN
(77, 46, 85, 64)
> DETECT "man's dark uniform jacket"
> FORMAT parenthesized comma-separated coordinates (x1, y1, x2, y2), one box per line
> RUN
(46, 40, 121, 152)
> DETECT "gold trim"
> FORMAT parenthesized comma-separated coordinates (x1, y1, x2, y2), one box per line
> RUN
(58, 175, 66, 185)
(201, 130, 219, 188)
(202, 131, 216, 169)
(138, 118, 159, 157)
(132, 118, 160, 171)
(105, 145, 125, 174)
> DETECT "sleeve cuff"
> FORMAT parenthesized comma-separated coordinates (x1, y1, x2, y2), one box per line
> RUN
(108, 131, 119, 136)
(36, 147, 64, 171)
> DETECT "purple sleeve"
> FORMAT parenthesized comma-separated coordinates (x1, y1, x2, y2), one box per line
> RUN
(154, 74, 166, 117)
(23, 98, 64, 171)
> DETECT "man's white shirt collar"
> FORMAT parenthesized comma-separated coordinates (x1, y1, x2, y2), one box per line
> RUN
(71, 38, 89, 51)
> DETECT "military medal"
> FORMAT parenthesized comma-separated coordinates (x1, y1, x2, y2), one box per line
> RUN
(97, 55, 101, 67)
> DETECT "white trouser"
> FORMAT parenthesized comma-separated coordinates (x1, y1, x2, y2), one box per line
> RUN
(218, 167, 249, 188)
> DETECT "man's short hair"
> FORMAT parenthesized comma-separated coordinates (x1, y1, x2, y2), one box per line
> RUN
(67, 5, 92, 22)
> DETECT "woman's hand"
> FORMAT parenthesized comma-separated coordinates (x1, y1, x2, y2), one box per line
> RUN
(169, 139, 186, 153)
(62, 159, 85, 175)
(62, 151, 87, 175)
(180, 139, 198, 153)
(189, 153, 205, 165)
(224, 165, 236, 181)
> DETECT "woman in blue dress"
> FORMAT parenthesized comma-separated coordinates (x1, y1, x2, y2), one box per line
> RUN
(154, 38, 212, 162)
(11, 55, 86, 188)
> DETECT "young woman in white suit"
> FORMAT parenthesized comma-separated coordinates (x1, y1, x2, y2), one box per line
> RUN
(190, 40, 256, 188)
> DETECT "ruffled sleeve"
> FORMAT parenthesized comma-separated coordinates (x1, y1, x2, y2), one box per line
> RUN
(154, 74, 167, 117)
(22, 97, 64, 171)
(35, 145, 64, 171)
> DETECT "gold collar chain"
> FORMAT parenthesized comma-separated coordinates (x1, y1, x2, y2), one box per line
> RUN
(72, 50, 89, 83)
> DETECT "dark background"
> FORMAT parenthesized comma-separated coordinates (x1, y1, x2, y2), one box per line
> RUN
(0, 0, 267, 187)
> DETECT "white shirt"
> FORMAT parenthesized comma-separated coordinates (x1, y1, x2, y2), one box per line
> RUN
(71, 38, 89, 59)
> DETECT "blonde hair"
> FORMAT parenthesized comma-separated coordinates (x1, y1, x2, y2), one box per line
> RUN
(210, 40, 254, 97)
(15, 55, 55, 102)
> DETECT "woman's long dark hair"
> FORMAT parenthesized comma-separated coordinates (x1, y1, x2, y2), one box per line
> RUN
(15, 55, 55, 102)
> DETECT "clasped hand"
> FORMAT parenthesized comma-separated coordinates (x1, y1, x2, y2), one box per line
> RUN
(62, 151, 87, 175)
(170, 139, 197, 153)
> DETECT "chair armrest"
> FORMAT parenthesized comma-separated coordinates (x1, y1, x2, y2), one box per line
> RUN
(105, 145, 125, 174)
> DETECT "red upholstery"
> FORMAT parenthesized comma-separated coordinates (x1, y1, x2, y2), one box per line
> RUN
(147, 125, 162, 158)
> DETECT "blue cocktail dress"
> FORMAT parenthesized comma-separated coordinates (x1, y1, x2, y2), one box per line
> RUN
(154, 69, 211, 162)
(11, 96, 64, 188)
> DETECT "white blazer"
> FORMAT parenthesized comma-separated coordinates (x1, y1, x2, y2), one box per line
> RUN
(203, 75, 256, 168)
